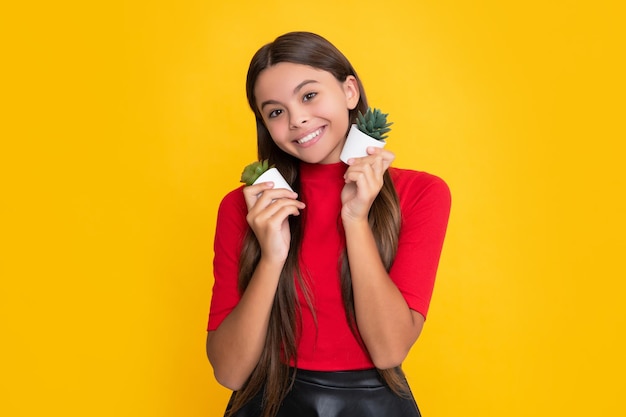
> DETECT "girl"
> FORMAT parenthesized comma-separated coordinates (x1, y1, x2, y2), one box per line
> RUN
(207, 32, 451, 417)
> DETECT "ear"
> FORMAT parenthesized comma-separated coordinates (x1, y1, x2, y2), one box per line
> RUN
(343, 75, 360, 110)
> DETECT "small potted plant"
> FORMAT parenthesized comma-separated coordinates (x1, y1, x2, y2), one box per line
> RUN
(240, 159, 293, 191)
(339, 107, 392, 163)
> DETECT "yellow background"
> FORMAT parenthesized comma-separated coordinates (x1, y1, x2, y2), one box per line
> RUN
(2, 1, 625, 416)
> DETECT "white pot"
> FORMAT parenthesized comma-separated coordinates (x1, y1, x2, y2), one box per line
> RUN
(252, 167, 293, 192)
(339, 124, 386, 163)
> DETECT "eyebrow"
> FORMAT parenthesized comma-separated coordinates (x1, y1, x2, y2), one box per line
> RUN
(259, 79, 319, 110)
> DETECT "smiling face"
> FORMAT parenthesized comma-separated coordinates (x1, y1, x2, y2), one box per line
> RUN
(254, 62, 360, 164)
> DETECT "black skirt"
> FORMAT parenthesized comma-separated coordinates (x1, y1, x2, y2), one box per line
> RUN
(225, 368, 422, 417)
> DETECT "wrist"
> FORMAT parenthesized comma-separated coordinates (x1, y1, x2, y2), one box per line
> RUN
(341, 215, 371, 233)
(258, 253, 288, 274)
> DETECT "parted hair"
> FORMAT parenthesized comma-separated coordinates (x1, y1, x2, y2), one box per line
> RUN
(227, 32, 406, 417)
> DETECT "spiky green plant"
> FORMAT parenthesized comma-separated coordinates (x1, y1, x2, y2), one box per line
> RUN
(356, 108, 393, 141)
(240, 159, 273, 185)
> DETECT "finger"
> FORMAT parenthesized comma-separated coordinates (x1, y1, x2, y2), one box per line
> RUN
(349, 148, 389, 168)
(255, 189, 300, 209)
(244, 183, 298, 209)
(243, 182, 274, 209)
(262, 197, 306, 217)
(371, 153, 384, 178)
(248, 199, 306, 229)
(249, 192, 305, 216)
(366, 147, 395, 170)
(344, 164, 375, 188)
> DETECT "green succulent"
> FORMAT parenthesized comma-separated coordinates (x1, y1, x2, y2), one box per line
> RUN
(240, 159, 273, 185)
(356, 108, 393, 141)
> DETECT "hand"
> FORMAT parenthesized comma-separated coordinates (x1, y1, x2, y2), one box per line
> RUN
(341, 147, 395, 222)
(243, 182, 305, 263)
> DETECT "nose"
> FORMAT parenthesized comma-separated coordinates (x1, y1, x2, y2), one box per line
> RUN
(289, 108, 309, 129)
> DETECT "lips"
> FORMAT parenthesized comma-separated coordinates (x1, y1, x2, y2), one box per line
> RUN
(296, 127, 324, 144)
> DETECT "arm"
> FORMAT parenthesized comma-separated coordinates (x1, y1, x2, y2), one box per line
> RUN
(343, 216, 425, 369)
(207, 257, 284, 390)
(207, 183, 305, 390)
(342, 148, 450, 369)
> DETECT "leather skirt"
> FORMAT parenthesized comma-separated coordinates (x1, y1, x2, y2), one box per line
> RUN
(225, 368, 422, 417)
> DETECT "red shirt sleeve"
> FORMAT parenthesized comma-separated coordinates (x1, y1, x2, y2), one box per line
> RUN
(207, 186, 248, 331)
(389, 170, 451, 319)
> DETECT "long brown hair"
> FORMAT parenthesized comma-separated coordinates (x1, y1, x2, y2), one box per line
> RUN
(228, 32, 406, 417)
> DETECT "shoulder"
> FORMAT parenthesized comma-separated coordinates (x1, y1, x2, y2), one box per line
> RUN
(216, 185, 248, 225)
(389, 168, 451, 243)
(389, 167, 451, 206)
(219, 185, 246, 209)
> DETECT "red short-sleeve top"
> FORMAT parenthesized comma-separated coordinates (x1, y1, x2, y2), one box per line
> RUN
(208, 162, 451, 371)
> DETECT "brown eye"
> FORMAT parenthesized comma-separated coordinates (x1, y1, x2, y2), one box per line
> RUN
(303, 92, 317, 102)
(268, 109, 283, 118)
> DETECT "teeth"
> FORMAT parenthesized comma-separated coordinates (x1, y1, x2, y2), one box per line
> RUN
(298, 128, 321, 144)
